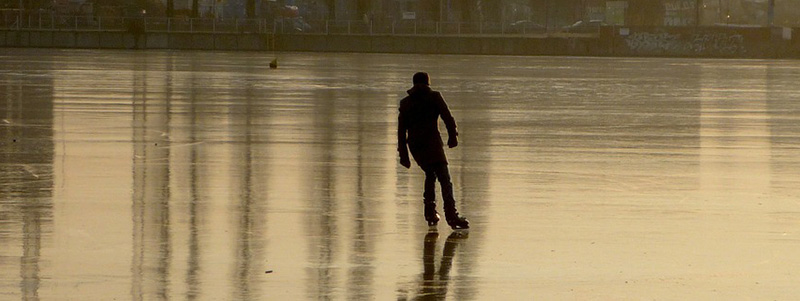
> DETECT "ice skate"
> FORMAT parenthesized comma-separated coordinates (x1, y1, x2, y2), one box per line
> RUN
(445, 213, 469, 230)
(424, 202, 440, 226)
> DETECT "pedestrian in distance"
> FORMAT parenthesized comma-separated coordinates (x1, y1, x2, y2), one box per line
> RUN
(397, 72, 469, 230)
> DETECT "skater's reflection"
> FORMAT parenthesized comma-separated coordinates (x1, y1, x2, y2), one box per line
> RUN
(417, 230, 468, 300)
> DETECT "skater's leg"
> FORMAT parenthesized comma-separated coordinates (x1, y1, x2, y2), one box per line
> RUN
(434, 163, 469, 229)
(433, 163, 456, 215)
(421, 165, 440, 226)
(423, 166, 436, 203)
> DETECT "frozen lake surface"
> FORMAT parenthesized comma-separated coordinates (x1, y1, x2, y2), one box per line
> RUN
(2, 49, 800, 299)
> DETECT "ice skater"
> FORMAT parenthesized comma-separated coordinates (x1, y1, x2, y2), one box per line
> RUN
(397, 72, 469, 230)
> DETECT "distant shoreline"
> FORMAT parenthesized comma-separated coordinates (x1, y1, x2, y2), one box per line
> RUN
(1, 27, 797, 59)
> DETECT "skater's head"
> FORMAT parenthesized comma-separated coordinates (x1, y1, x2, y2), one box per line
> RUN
(413, 72, 430, 86)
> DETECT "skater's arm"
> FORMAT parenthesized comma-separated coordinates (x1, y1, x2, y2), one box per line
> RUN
(397, 107, 408, 150)
(436, 92, 457, 137)
(397, 105, 411, 168)
(436, 93, 458, 148)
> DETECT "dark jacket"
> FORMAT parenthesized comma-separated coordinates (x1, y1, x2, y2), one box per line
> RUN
(397, 84, 458, 167)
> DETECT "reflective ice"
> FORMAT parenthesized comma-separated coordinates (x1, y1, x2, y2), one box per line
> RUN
(2, 49, 800, 299)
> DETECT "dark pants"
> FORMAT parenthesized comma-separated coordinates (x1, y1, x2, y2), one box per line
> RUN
(421, 163, 457, 215)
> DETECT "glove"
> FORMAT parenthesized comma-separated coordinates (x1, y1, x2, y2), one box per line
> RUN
(399, 150, 411, 169)
(447, 135, 458, 148)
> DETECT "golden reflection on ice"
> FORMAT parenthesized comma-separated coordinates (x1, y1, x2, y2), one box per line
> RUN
(700, 64, 771, 198)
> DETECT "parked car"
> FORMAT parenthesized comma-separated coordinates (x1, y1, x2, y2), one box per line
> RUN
(507, 20, 546, 34)
(562, 20, 607, 33)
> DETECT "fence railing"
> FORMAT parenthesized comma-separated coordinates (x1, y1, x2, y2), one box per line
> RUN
(276, 19, 553, 35)
(0, 13, 561, 36)
(0, 14, 272, 34)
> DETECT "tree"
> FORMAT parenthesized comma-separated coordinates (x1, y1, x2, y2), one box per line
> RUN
(191, 0, 199, 18)
(460, 0, 475, 23)
(356, 0, 370, 20)
(136, 0, 147, 11)
(19, 0, 50, 10)
(326, 0, 335, 20)
(478, 0, 503, 23)
(247, 0, 255, 18)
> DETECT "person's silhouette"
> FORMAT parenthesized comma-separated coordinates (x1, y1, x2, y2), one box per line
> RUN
(397, 72, 469, 230)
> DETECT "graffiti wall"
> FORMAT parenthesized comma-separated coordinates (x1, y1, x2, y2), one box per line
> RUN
(624, 31, 745, 55)
(616, 27, 773, 57)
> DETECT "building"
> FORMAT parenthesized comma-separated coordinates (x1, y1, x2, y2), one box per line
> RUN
(75, 0, 799, 27)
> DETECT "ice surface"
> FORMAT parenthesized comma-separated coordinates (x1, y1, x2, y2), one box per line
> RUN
(2, 49, 800, 299)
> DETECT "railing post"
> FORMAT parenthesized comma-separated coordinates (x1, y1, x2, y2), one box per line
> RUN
(414, 21, 417, 35)
(190, 18, 193, 32)
(347, 20, 351, 34)
(213, 18, 216, 33)
(392, 21, 395, 35)
(167, 18, 171, 32)
(235, 19, 238, 32)
(74, 16, 78, 30)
